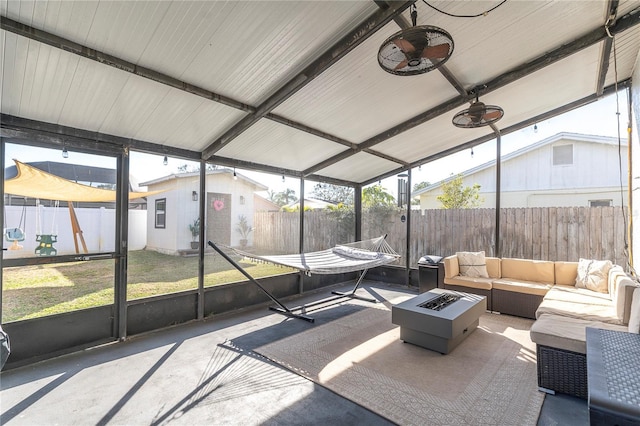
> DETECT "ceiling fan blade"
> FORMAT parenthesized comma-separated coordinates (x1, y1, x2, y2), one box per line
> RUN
(394, 38, 416, 53)
(421, 43, 450, 59)
(457, 114, 473, 126)
(483, 110, 503, 121)
(394, 60, 409, 71)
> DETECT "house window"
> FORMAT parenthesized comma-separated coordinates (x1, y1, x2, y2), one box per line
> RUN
(239, 195, 245, 205)
(155, 198, 166, 228)
(589, 199, 612, 207)
(552, 144, 573, 165)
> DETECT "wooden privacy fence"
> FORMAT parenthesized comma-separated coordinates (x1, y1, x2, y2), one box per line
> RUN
(253, 207, 629, 267)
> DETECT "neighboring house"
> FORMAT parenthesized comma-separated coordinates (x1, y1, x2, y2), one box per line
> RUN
(254, 194, 280, 212)
(141, 168, 267, 255)
(282, 198, 338, 211)
(414, 133, 628, 210)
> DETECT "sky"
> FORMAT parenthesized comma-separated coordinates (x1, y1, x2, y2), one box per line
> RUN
(4, 89, 631, 199)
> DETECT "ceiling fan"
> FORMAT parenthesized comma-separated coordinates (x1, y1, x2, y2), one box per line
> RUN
(378, 4, 454, 76)
(452, 92, 504, 128)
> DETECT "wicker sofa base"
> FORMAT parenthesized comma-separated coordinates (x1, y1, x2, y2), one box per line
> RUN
(443, 284, 492, 311)
(536, 344, 588, 399)
(492, 289, 543, 319)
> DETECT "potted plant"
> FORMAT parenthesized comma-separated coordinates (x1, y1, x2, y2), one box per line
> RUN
(235, 214, 253, 248)
(188, 217, 200, 249)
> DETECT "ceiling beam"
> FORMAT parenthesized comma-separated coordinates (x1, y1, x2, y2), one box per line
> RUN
(596, 0, 620, 96)
(0, 15, 409, 168)
(209, 156, 357, 188)
(0, 114, 201, 160)
(200, 1, 415, 160)
(0, 16, 255, 114)
(302, 7, 640, 177)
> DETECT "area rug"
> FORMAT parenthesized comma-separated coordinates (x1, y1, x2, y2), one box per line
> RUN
(254, 300, 544, 426)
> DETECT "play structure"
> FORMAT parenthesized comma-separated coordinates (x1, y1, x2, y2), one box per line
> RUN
(3, 160, 162, 256)
(3, 198, 26, 251)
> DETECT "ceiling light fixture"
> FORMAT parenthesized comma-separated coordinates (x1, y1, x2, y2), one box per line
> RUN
(233, 168, 238, 180)
(163, 155, 168, 166)
(62, 147, 69, 158)
(378, 4, 454, 76)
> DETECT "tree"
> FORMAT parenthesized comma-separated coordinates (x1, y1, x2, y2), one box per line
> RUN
(437, 174, 483, 209)
(413, 181, 430, 192)
(176, 163, 218, 173)
(271, 188, 299, 207)
(311, 183, 354, 204)
(362, 184, 395, 208)
(412, 181, 430, 205)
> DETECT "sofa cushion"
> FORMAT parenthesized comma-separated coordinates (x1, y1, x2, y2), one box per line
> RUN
(536, 298, 621, 324)
(608, 265, 626, 298)
(554, 261, 578, 285)
(530, 313, 628, 354)
(629, 288, 640, 334)
(443, 276, 493, 291)
(575, 258, 612, 293)
(501, 258, 555, 284)
(611, 273, 639, 324)
(492, 279, 552, 296)
(443, 255, 459, 278)
(543, 284, 612, 305)
(456, 251, 488, 278)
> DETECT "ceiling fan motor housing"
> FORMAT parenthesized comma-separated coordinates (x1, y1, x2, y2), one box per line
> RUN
(378, 26, 454, 76)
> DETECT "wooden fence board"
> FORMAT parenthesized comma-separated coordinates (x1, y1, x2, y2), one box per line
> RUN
(252, 207, 628, 266)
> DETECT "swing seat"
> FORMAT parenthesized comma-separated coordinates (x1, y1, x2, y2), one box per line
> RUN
(4, 228, 25, 242)
(35, 234, 58, 256)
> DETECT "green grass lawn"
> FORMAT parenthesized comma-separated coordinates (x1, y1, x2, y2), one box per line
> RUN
(2, 250, 293, 322)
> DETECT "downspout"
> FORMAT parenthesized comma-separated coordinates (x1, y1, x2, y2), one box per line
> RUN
(490, 123, 502, 258)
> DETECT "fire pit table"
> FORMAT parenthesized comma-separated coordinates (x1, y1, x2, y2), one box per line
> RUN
(391, 288, 487, 354)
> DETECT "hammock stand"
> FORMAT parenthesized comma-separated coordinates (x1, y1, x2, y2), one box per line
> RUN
(207, 235, 399, 323)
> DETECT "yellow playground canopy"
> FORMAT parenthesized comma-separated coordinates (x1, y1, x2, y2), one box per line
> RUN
(5, 159, 163, 201)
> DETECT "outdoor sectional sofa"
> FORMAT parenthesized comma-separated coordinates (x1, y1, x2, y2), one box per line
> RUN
(443, 254, 560, 317)
(443, 253, 640, 399)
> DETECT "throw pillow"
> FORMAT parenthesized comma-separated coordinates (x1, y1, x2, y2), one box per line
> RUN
(333, 245, 380, 260)
(456, 251, 489, 278)
(575, 258, 612, 293)
(628, 288, 640, 334)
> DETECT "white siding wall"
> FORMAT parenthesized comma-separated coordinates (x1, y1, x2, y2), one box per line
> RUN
(145, 179, 180, 255)
(419, 137, 628, 209)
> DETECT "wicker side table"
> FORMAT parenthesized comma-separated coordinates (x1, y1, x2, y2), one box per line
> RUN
(586, 327, 640, 426)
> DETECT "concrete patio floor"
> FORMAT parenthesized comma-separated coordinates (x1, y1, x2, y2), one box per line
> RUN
(0, 281, 587, 425)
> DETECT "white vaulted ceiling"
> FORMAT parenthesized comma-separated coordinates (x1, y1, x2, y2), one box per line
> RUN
(1, 0, 639, 185)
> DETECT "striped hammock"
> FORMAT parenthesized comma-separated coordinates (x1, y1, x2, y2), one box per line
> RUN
(229, 235, 400, 275)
